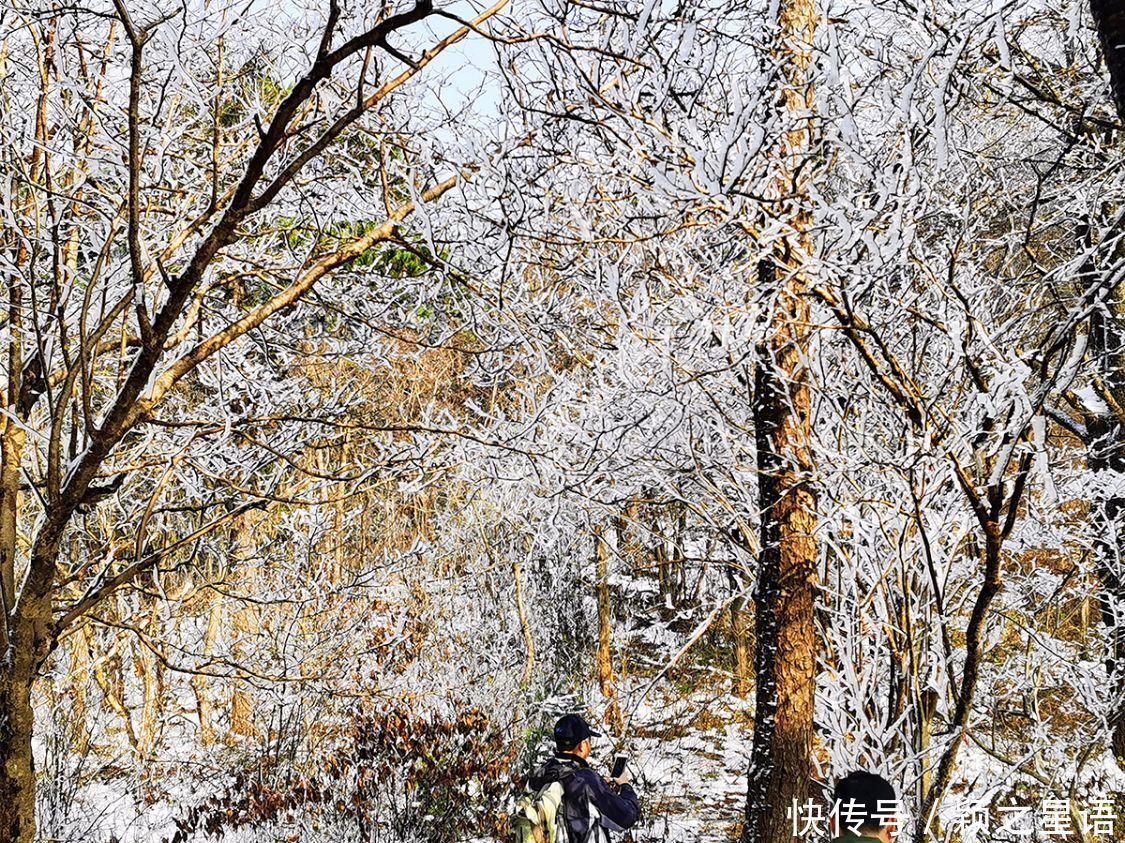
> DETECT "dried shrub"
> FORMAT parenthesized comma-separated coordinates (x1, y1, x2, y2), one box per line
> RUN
(168, 701, 515, 843)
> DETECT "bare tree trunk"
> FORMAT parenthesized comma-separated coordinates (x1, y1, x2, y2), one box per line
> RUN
(0, 19, 53, 839)
(514, 556, 536, 689)
(615, 497, 641, 576)
(136, 608, 165, 760)
(742, 2, 819, 840)
(192, 600, 224, 746)
(0, 644, 38, 841)
(914, 527, 1004, 843)
(744, 292, 819, 843)
(595, 525, 622, 731)
(0, 574, 57, 841)
(1092, 0, 1125, 120)
(728, 565, 752, 697)
(231, 602, 259, 739)
(230, 517, 258, 739)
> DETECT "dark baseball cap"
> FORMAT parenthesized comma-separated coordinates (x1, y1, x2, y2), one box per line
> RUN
(553, 713, 601, 748)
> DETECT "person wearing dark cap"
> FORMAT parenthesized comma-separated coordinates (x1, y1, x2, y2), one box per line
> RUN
(526, 713, 640, 842)
(830, 770, 899, 843)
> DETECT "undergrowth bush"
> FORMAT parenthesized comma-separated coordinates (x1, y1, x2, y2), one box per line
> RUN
(168, 701, 514, 843)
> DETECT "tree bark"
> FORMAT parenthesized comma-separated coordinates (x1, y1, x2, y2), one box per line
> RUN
(742, 1, 819, 841)
(1092, 0, 1125, 121)
(192, 600, 224, 746)
(229, 513, 259, 740)
(514, 556, 536, 689)
(728, 565, 752, 697)
(0, 672, 35, 842)
(0, 610, 46, 842)
(231, 607, 259, 739)
(136, 607, 165, 760)
(615, 498, 641, 576)
(595, 525, 622, 731)
(744, 287, 819, 843)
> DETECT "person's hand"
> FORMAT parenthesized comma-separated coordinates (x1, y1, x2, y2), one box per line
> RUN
(609, 768, 633, 787)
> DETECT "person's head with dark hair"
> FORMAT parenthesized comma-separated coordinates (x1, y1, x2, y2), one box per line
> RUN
(830, 770, 898, 842)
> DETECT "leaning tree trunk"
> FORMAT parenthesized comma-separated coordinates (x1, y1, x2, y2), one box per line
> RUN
(742, 2, 819, 842)
(913, 526, 1005, 843)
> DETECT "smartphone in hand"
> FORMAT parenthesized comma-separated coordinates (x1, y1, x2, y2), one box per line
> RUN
(610, 754, 628, 779)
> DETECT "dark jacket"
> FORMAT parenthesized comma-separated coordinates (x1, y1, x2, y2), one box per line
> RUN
(528, 753, 640, 842)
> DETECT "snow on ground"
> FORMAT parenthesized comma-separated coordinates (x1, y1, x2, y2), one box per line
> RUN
(607, 684, 754, 843)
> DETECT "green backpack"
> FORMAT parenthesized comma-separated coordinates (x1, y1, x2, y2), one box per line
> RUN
(512, 773, 573, 843)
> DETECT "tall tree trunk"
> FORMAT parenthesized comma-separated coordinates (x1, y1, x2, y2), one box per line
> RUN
(0, 393, 32, 841)
(230, 517, 259, 739)
(231, 602, 259, 739)
(0, 607, 49, 842)
(0, 671, 35, 842)
(1081, 218, 1125, 763)
(136, 607, 165, 760)
(595, 525, 621, 731)
(742, 1, 819, 840)
(744, 295, 819, 843)
(728, 565, 752, 697)
(1092, 0, 1125, 120)
(0, 21, 48, 837)
(192, 600, 224, 746)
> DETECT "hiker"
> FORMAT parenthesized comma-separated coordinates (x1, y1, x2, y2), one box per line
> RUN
(829, 770, 899, 843)
(524, 713, 640, 842)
